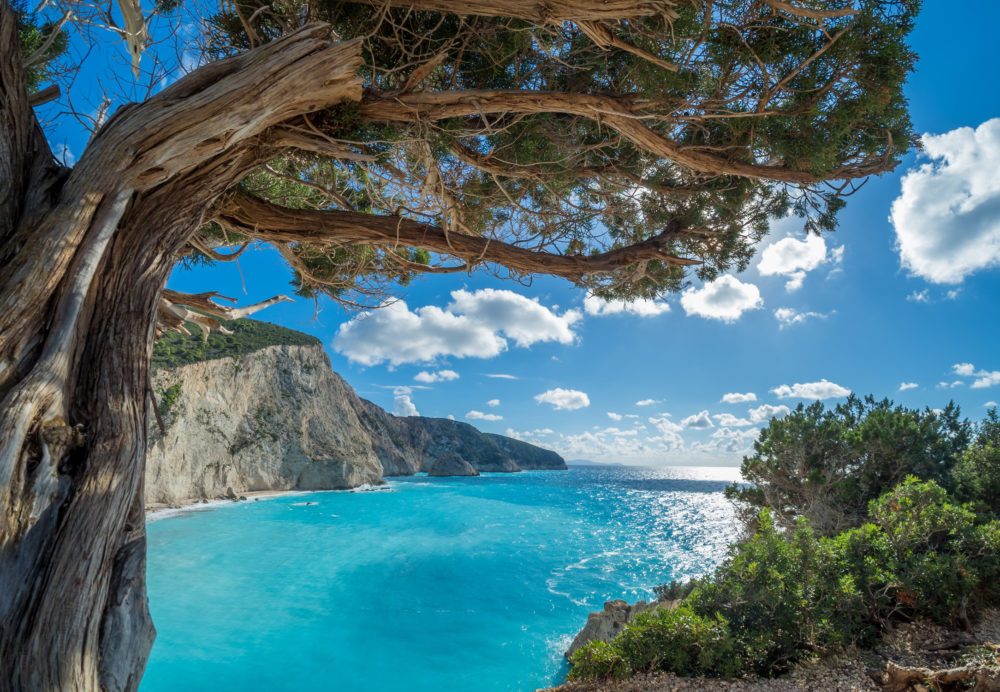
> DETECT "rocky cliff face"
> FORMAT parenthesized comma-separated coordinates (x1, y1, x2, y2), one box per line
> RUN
(146, 344, 383, 507)
(565, 599, 664, 659)
(145, 343, 565, 507)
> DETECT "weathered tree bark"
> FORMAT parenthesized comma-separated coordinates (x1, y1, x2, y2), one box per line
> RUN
(214, 193, 700, 277)
(360, 90, 895, 183)
(0, 12, 363, 689)
(343, 0, 678, 22)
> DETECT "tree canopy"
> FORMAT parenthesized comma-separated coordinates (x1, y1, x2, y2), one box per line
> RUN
(15, 0, 919, 316)
(726, 395, 972, 535)
(0, 1, 923, 688)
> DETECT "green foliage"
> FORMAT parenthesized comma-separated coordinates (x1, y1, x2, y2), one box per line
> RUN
(574, 402, 1000, 686)
(567, 607, 738, 682)
(14, 0, 69, 93)
(197, 0, 920, 305)
(685, 511, 873, 674)
(156, 382, 184, 421)
(566, 640, 631, 682)
(615, 606, 740, 678)
(953, 408, 1000, 518)
(151, 318, 320, 369)
(598, 469, 1000, 684)
(653, 579, 697, 603)
(868, 478, 999, 625)
(726, 395, 969, 535)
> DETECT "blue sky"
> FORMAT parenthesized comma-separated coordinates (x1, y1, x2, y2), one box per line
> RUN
(48, 3, 1000, 466)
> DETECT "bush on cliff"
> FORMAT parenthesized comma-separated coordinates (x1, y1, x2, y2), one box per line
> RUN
(724, 395, 970, 536)
(151, 318, 321, 369)
(570, 478, 1000, 682)
(567, 607, 738, 681)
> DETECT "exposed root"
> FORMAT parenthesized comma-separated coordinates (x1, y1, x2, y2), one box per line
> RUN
(880, 660, 1000, 692)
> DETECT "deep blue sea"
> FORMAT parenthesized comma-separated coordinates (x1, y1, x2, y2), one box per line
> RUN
(142, 465, 741, 691)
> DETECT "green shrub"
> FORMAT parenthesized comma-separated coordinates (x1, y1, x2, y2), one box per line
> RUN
(726, 396, 969, 536)
(615, 606, 739, 678)
(953, 409, 1000, 519)
(151, 318, 320, 369)
(685, 511, 865, 673)
(654, 579, 698, 602)
(566, 640, 630, 681)
(869, 478, 980, 625)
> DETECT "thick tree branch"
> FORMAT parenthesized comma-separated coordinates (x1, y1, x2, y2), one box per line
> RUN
(214, 193, 700, 282)
(360, 90, 895, 183)
(157, 290, 293, 339)
(343, 0, 678, 22)
(0, 0, 54, 244)
(763, 0, 856, 20)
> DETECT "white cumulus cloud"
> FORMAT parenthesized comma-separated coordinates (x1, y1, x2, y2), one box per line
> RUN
(680, 275, 762, 323)
(891, 118, 1000, 283)
(333, 289, 580, 366)
(607, 412, 623, 421)
(949, 362, 1000, 389)
(486, 399, 500, 407)
(973, 371, 1000, 389)
(757, 233, 841, 292)
(648, 415, 683, 434)
(749, 404, 791, 424)
(466, 410, 503, 421)
(584, 294, 671, 317)
(771, 379, 851, 400)
(681, 410, 714, 429)
(413, 369, 460, 383)
(393, 387, 419, 417)
(713, 413, 753, 427)
(534, 388, 590, 410)
(636, 398, 661, 406)
(774, 307, 829, 328)
(899, 382, 918, 391)
(485, 373, 518, 380)
(721, 392, 757, 404)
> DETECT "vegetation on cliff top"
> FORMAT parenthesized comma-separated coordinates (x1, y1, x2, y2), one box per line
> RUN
(152, 319, 321, 370)
(568, 398, 1000, 684)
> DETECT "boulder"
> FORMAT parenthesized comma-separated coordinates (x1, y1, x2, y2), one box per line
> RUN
(565, 599, 664, 658)
(427, 452, 480, 477)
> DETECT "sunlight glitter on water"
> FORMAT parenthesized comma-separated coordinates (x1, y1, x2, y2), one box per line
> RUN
(142, 465, 741, 692)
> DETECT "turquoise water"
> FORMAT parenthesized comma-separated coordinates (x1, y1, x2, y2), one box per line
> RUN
(142, 466, 740, 691)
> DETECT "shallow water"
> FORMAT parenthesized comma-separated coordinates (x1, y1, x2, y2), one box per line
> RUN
(142, 466, 740, 691)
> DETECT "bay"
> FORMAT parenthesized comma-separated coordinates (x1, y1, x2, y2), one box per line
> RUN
(142, 466, 740, 691)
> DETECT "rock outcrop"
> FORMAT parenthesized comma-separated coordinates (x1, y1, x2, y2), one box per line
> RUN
(146, 344, 383, 507)
(565, 599, 663, 659)
(427, 452, 480, 477)
(485, 433, 567, 470)
(145, 339, 565, 508)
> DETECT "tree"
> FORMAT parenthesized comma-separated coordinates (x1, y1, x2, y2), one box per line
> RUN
(952, 407, 1000, 518)
(726, 395, 969, 535)
(1, 0, 918, 688)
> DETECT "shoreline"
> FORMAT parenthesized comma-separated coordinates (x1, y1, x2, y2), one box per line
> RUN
(145, 483, 396, 522)
(145, 489, 308, 522)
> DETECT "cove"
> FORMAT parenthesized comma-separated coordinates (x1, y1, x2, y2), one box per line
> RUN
(142, 466, 740, 691)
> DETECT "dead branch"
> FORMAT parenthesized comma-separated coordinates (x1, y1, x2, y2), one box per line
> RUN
(157, 290, 294, 339)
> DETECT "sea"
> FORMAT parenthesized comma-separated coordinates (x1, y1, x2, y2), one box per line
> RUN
(141, 465, 742, 691)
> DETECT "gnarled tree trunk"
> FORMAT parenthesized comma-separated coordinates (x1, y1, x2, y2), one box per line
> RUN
(0, 10, 362, 688)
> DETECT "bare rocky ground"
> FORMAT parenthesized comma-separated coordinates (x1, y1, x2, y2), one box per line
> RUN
(542, 610, 1000, 692)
